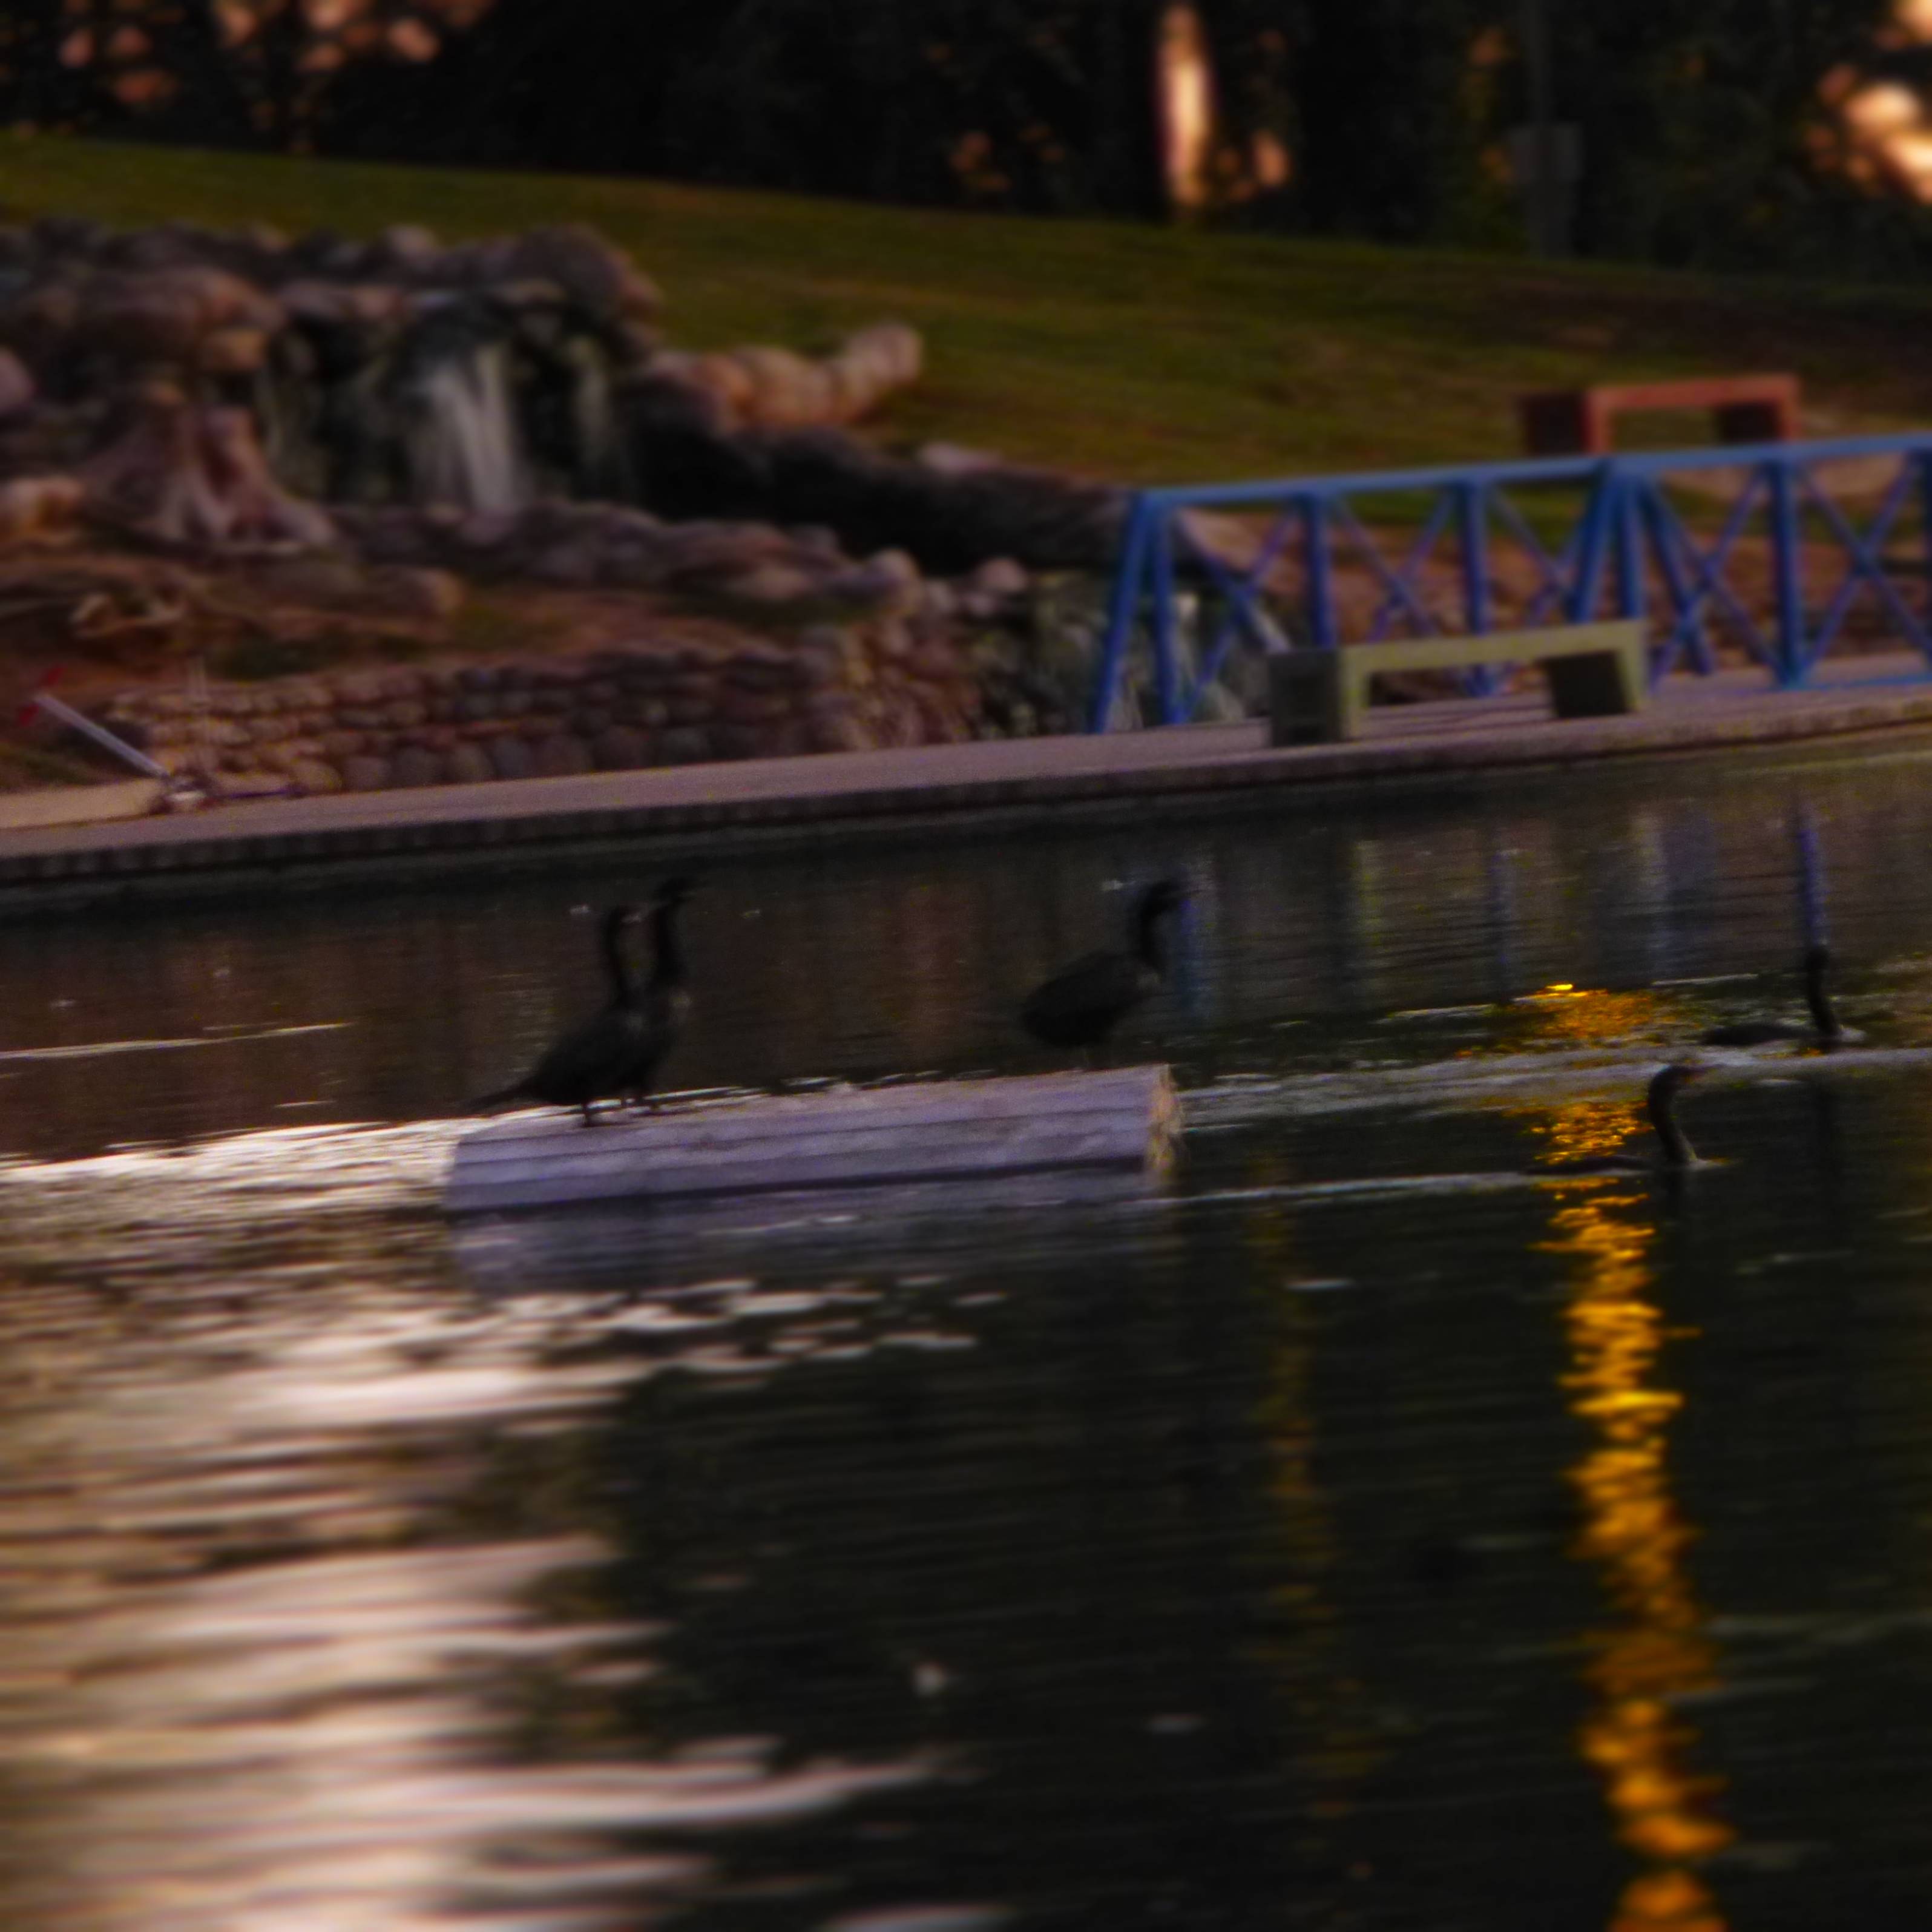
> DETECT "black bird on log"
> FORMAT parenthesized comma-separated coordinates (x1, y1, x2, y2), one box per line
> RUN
(473, 878, 697, 1125)
(1701, 944, 1845, 1048)
(625, 873, 698, 1109)
(1021, 878, 1186, 1053)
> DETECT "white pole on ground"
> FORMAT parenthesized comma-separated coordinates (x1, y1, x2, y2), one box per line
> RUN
(23, 691, 173, 780)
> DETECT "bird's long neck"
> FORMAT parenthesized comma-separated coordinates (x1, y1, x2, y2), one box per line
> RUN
(601, 916, 638, 1003)
(1649, 1079, 1696, 1168)
(1805, 954, 1839, 1037)
(1135, 900, 1171, 976)
(649, 898, 687, 991)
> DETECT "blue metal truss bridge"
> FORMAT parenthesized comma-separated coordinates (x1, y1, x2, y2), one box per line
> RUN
(1088, 435, 1932, 731)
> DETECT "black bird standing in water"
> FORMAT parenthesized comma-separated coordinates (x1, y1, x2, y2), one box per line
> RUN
(1545, 1063, 1710, 1174)
(473, 877, 697, 1125)
(1701, 943, 1845, 1048)
(1021, 878, 1186, 1053)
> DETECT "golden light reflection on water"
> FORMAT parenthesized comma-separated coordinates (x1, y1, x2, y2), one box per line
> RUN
(1519, 984, 1677, 1050)
(1447, 982, 1689, 1083)
(1537, 1097, 1733, 1932)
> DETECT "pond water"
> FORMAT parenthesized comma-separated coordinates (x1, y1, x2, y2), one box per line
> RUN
(5, 741, 1932, 1931)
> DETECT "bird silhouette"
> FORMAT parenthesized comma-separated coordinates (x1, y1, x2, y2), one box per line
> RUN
(623, 874, 697, 1110)
(1021, 879, 1186, 1054)
(1702, 943, 1845, 1048)
(473, 878, 697, 1126)
(1543, 1063, 1710, 1173)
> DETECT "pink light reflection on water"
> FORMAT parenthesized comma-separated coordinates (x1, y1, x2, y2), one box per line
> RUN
(0, 1121, 932, 1931)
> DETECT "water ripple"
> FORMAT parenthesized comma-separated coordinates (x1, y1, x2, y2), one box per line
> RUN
(0, 1121, 936, 1931)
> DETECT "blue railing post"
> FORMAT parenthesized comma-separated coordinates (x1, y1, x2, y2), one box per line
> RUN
(1613, 470, 1644, 617)
(1457, 479, 1494, 694)
(1149, 511, 1182, 724)
(1458, 481, 1491, 632)
(1089, 493, 1153, 732)
(1566, 465, 1616, 623)
(1303, 494, 1337, 650)
(1767, 460, 1807, 687)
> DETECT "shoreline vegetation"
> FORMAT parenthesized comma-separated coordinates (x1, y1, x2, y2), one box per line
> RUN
(4, 136, 1932, 802)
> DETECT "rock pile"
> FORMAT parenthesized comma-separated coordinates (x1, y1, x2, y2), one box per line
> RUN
(0, 212, 1125, 579)
(331, 498, 928, 612)
(620, 402, 1127, 576)
(649, 323, 924, 432)
(0, 212, 1137, 788)
(0, 212, 660, 386)
(82, 383, 335, 549)
(0, 213, 924, 511)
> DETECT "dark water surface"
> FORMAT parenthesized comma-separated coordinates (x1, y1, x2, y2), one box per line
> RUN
(6, 745, 1932, 1930)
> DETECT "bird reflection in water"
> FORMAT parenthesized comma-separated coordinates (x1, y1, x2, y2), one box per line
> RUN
(1537, 1094, 1734, 1932)
(1242, 1167, 1383, 1863)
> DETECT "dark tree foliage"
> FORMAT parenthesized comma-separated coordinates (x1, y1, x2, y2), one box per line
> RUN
(7, 0, 1932, 277)
(1549, 0, 1911, 272)
(0, 0, 94, 133)
(310, 0, 659, 169)
(1, 2, 479, 153)
(323, 0, 1171, 215)
(1280, 0, 1505, 244)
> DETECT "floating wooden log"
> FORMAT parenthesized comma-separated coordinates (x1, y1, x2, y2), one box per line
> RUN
(445, 1065, 1180, 1215)
(450, 1169, 1177, 1289)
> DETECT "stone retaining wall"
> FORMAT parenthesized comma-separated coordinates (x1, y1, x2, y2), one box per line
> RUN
(100, 625, 983, 795)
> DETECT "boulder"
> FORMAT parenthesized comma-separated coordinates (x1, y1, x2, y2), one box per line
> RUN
(488, 736, 536, 781)
(809, 711, 875, 754)
(532, 732, 592, 777)
(390, 746, 444, 788)
(0, 347, 33, 420)
(82, 385, 335, 549)
(624, 413, 1126, 575)
(370, 224, 443, 277)
(654, 725, 712, 765)
(711, 722, 767, 760)
(445, 743, 495, 784)
(198, 326, 271, 377)
(78, 266, 285, 372)
(644, 322, 921, 434)
(289, 757, 343, 795)
(0, 473, 84, 545)
(967, 556, 1030, 600)
(505, 224, 661, 325)
(593, 724, 651, 770)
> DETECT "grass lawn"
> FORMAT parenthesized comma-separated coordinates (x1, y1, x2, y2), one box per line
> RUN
(4, 134, 1932, 487)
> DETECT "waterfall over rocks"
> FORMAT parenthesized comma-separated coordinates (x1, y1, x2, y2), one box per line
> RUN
(401, 335, 528, 514)
(0, 214, 1151, 805)
(0, 211, 1122, 579)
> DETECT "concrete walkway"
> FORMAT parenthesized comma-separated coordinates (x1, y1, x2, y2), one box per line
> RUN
(7, 654, 1932, 910)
